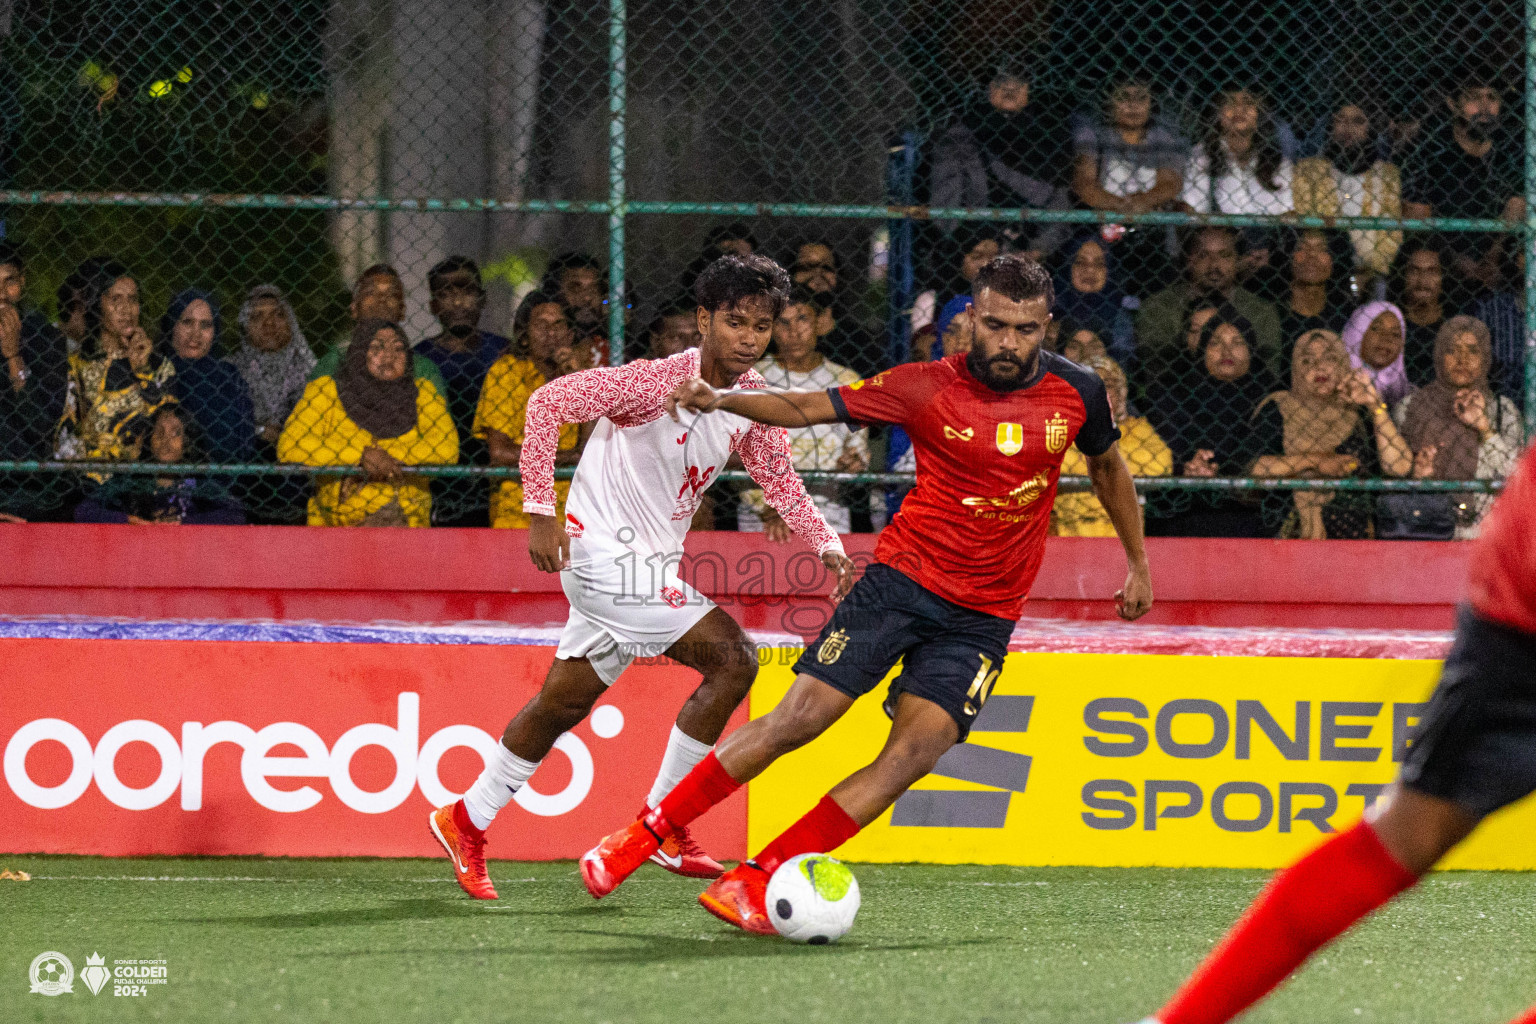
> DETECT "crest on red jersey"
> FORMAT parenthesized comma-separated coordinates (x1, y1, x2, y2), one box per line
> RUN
(1045, 412, 1070, 454)
(996, 422, 1023, 456)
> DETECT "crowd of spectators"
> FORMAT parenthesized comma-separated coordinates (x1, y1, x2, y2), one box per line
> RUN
(0, 62, 1526, 541)
(907, 61, 1528, 540)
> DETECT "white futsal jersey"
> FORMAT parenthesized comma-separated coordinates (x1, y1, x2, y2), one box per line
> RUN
(519, 348, 842, 683)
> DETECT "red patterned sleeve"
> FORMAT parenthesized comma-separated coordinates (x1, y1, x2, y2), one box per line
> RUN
(519, 359, 677, 515)
(736, 421, 845, 557)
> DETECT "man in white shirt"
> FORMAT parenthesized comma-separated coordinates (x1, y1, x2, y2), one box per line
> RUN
(739, 287, 868, 536)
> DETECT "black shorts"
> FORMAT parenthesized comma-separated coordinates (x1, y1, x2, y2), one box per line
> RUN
(792, 562, 1015, 741)
(1401, 607, 1536, 818)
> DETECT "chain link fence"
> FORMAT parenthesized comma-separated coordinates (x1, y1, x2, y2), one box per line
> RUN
(0, 0, 1528, 538)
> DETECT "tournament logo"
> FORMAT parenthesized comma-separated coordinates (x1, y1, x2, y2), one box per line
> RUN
(660, 585, 687, 609)
(81, 953, 110, 996)
(943, 425, 974, 442)
(817, 628, 850, 665)
(29, 951, 73, 996)
(995, 422, 1023, 456)
(1045, 412, 1070, 454)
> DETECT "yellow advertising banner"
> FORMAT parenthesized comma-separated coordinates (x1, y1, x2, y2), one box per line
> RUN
(747, 652, 1536, 870)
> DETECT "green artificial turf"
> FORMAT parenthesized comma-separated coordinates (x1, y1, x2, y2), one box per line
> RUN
(1, 857, 1532, 1023)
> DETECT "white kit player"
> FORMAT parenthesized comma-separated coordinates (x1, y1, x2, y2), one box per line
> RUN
(429, 254, 854, 899)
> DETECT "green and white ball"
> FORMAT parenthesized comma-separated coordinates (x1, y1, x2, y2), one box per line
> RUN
(766, 853, 860, 943)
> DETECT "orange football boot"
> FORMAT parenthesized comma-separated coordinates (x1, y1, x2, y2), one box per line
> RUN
(429, 800, 497, 900)
(698, 862, 776, 935)
(643, 805, 724, 879)
(579, 814, 663, 898)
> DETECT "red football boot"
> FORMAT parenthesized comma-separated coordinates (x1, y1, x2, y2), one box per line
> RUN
(698, 862, 776, 935)
(643, 805, 725, 879)
(429, 801, 497, 900)
(579, 814, 662, 899)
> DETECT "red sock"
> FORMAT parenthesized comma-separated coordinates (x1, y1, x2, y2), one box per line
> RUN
(653, 751, 741, 834)
(1508, 1006, 1536, 1024)
(751, 795, 861, 875)
(1158, 821, 1418, 1024)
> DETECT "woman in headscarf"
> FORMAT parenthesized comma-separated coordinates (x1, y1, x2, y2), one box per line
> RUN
(1397, 315, 1524, 539)
(1340, 300, 1413, 409)
(74, 406, 245, 524)
(1146, 306, 1280, 536)
(1052, 234, 1136, 367)
(278, 320, 458, 527)
(1249, 329, 1414, 538)
(231, 284, 316, 456)
(54, 260, 177, 465)
(160, 289, 255, 463)
(1052, 355, 1172, 536)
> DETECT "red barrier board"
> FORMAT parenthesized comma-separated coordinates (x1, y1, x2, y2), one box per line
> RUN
(0, 639, 748, 860)
(0, 525, 1470, 629)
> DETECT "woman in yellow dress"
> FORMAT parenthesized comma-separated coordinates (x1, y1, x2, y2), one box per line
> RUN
(473, 291, 586, 528)
(1051, 355, 1173, 536)
(278, 319, 458, 527)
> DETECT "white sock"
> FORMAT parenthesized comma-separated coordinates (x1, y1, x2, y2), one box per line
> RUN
(645, 724, 714, 809)
(462, 743, 540, 831)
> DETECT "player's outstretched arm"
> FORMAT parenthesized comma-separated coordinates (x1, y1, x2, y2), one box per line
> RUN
(1085, 446, 1153, 620)
(668, 378, 838, 428)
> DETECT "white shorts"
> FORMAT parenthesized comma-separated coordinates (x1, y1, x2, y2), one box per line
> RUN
(554, 548, 716, 686)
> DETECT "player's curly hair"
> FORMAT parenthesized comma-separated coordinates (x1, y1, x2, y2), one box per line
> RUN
(693, 252, 791, 317)
(972, 251, 1053, 308)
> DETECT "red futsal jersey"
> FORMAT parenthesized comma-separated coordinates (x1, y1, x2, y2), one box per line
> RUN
(830, 351, 1119, 620)
(1467, 442, 1536, 636)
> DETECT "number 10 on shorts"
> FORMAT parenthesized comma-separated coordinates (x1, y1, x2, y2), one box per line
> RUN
(965, 655, 1001, 717)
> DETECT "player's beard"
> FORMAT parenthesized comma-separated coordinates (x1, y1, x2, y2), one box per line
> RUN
(967, 349, 1037, 392)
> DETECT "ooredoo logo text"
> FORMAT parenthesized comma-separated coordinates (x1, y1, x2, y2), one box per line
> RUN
(4, 693, 625, 817)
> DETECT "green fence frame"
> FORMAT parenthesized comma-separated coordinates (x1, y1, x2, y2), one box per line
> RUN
(0, 0, 1530, 496)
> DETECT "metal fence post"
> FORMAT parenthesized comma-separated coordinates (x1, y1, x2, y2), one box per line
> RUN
(1525, 0, 1536, 432)
(885, 130, 918, 368)
(607, 0, 628, 366)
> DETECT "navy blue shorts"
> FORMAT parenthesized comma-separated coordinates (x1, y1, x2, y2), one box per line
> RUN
(1401, 607, 1536, 818)
(792, 563, 1015, 740)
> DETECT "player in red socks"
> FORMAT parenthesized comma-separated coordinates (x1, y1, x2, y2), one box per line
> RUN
(579, 253, 1155, 932)
(1132, 442, 1536, 1024)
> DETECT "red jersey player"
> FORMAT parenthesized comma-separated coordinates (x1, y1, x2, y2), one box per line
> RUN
(1132, 441, 1536, 1024)
(577, 252, 1155, 931)
(428, 254, 852, 900)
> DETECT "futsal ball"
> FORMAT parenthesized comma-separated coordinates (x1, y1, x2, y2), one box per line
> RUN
(765, 853, 861, 944)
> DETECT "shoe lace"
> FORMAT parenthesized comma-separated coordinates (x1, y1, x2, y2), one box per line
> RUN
(462, 827, 488, 876)
(673, 825, 710, 859)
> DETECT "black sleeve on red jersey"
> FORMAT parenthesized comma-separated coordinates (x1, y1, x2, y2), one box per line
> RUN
(827, 387, 854, 425)
(1042, 351, 1120, 457)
